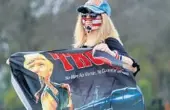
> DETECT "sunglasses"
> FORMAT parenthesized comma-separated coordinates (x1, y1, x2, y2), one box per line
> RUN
(81, 13, 101, 18)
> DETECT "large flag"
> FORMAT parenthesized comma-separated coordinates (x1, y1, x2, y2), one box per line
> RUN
(8, 48, 145, 110)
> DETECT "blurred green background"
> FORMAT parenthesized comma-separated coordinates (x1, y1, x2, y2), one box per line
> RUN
(0, 0, 170, 110)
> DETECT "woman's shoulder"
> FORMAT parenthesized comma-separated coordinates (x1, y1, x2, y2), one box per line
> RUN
(105, 37, 129, 57)
(105, 37, 123, 47)
(105, 37, 121, 44)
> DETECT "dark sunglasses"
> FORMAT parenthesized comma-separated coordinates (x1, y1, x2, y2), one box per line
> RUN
(81, 13, 101, 18)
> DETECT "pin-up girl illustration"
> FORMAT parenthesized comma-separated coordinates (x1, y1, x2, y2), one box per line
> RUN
(24, 53, 73, 110)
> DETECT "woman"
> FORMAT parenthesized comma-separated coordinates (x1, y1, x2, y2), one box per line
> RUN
(24, 53, 73, 110)
(73, 0, 140, 75)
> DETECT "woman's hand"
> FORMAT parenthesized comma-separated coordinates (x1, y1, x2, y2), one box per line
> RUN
(61, 83, 71, 95)
(92, 43, 114, 55)
(61, 84, 70, 91)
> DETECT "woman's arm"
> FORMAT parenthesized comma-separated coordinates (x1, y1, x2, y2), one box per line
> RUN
(109, 50, 138, 73)
(93, 43, 140, 74)
(105, 37, 140, 75)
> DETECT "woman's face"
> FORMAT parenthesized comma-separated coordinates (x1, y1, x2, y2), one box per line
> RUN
(81, 11, 102, 32)
(24, 54, 53, 79)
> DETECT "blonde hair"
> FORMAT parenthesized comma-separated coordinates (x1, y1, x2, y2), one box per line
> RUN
(23, 54, 58, 103)
(73, 13, 123, 48)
